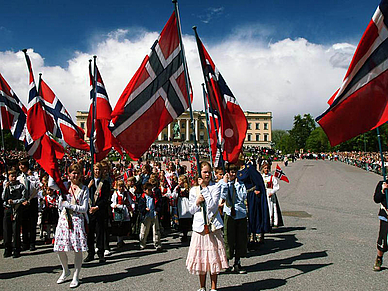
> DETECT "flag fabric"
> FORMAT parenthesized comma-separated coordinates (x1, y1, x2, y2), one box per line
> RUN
(109, 11, 191, 160)
(0, 73, 27, 140)
(25, 133, 67, 194)
(23, 50, 46, 140)
(38, 79, 89, 151)
(194, 30, 247, 164)
(87, 62, 123, 162)
(274, 164, 289, 183)
(316, 0, 388, 146)
(205, 92, 223, 167)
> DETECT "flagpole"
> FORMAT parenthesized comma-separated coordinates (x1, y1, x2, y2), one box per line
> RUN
(192, 26, 225, 169)
(173, 0, 201, 172)
(90, 57, 98, 180)
(202, 83, 213, 167)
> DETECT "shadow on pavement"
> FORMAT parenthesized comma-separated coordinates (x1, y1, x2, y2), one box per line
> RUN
(0, 264, 62, 279)
(81, 258, 179, 284)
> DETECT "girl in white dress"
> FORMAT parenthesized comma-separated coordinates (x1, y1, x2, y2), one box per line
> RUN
(54, 163, 89, 288)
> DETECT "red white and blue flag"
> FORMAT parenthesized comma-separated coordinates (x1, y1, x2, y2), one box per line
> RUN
(316, 0, 388, 146)
(38, 79, 90, 151)
(23, 50, 89, 151)
(205, 91, 223, 167)
(0, 73, 27, 141)
(23, 50, 46, 140)
(274, 164, 289, 183)
(109, 11, 191, 161)
(194, 30, 247, 164)
(87, 62, 123, 162)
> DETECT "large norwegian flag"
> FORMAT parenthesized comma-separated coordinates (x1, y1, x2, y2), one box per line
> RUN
(87, 62, 123, 162)
(23, 50, 46, 140)
(0, 73, 27, 141)
(23, 50, 89, 151)
(109, 11, 191, 160)
(38, 79, 90, 151)
(194, 30, 247, 164)
(316, 0, 388, 146)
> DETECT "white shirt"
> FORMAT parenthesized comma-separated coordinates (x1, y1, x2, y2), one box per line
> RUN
(189, 182, 223, 233)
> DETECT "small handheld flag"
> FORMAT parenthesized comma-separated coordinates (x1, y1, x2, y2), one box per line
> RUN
(274, 164, 289, 183)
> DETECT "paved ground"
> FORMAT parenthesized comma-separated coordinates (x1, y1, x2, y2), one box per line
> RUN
(0, 159, 386, 290)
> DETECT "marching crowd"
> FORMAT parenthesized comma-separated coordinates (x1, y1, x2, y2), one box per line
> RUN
(0, 148, 285, 290)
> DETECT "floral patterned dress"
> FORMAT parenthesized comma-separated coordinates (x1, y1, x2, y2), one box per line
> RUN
(53, 184, 89, 252)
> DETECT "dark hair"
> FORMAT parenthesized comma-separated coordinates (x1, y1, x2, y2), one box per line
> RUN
(69, 163, 82, 175)
(226, 163, 239, 173)
(200, 161, 212, 171)
(143, 182, 153, 190)
(18, 158, 29, 167)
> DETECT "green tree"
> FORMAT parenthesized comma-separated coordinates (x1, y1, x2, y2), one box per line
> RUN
(289, 114, 316, 151)
(272, 129, 288, 150)
(305, 127, 330, 152)
(277, 132, 297, 154)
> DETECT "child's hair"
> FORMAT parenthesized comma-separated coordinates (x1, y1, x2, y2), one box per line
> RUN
(116, 180, 125, 189)
(128, 176, 136, 183)
(8, 169, 16, 177)
(260, 161, 270, 173)
(215, 167, 224, 174)
(18, 158, 29, 167)
(69, 163, 82, 175)
(143, 182, 153, 191)
(178, 175, 189, 190)
(149, 177, 159, 187)
(226, 163, 239, 173)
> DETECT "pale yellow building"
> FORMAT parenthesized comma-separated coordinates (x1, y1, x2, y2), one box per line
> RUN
(76, 110, 272, 148)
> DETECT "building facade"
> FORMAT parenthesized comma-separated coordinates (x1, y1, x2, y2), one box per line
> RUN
(76, 110, 272, 148)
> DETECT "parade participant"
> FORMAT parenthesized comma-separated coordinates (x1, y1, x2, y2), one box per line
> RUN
(171, 175, 192, 242)
(138, 182, 162, 251)
(18, 158, 39, 251)
(111, 180, 133, 249)
(100, 160, 113, 257)
(236, 154, 270, 248)
(186, 161, 228, 291)
(54, 163, 89, 288)
(165, 161, 178, 188)
(41, 185, 59, 244)
(220, 163, 248, 274)
(261, 162, 283, 228)
(373, 180, 388, 271)
(84, 162, 110, 263)
(2, 170, 26, 258)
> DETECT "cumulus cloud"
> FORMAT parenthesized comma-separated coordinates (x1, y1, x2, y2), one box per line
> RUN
(0, 26, 355, 131)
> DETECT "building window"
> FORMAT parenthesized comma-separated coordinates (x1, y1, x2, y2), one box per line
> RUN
(256, 134, 260, 141)
(264, 134, 268, 141)
(80, 122, 85, 129)
(181, 133, 185, 140)
(200, 133, 204, 141)
(255, 123, 260, 130)
(200, 122, 204, 129)
(264, 123, 268, 130)
(248, 123, 251, 130)
(247, 134, 251, 142)
(181, 122, 185, 129)
(163, 134, 168, 141)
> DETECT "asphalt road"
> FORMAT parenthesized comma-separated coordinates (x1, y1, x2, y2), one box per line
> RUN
(0, 159, 385, 290)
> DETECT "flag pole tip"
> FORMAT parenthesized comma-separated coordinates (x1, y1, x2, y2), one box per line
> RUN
(172, 0, 177, 3)
(89, 59, 92, 63)
(93, 55, 97, 59)
(192, 26, 197, 31)
(22, 49, 27, 54)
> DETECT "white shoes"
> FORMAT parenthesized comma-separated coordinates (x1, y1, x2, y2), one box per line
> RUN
(70, 278, 79, 288)
(104, 250, 112, 256)
(56, 270, 71, 284)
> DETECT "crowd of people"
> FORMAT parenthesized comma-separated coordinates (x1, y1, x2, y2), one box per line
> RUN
(0, 146, 286, 290)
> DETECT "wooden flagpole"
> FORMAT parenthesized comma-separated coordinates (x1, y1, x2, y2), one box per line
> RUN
(202, 83, 213, 167)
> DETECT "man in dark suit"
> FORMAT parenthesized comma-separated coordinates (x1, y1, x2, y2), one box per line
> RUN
(84, 162, 110, 263)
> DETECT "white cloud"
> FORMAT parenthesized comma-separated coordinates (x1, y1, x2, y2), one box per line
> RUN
(0, 27, 355, 131)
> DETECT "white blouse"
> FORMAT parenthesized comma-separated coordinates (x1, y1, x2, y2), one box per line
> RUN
(189, 182, 223, 233)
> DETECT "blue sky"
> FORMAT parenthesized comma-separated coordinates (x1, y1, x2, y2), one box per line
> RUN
(0, 0, 382, 129)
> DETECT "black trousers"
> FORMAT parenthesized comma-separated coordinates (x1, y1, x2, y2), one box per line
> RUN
(87, 214, 105, 256)
(21, 198, 38, 247)
(3, 208, 21, 252)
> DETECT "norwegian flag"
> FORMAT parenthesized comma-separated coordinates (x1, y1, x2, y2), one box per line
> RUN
(0, 72, 27, 141)
(23, 50, 89, 151)
(205, 91, 223, 167)
(25, 132, 67, 194)
(194, 29, 247, 164)
(317, 0, 388, 146)
(274, 164, 289, 183)
(23, 49, 46, 140)
(87, 61, 123, 162)
(38, 79, 89, 151)
(109, 11, 191, 161)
